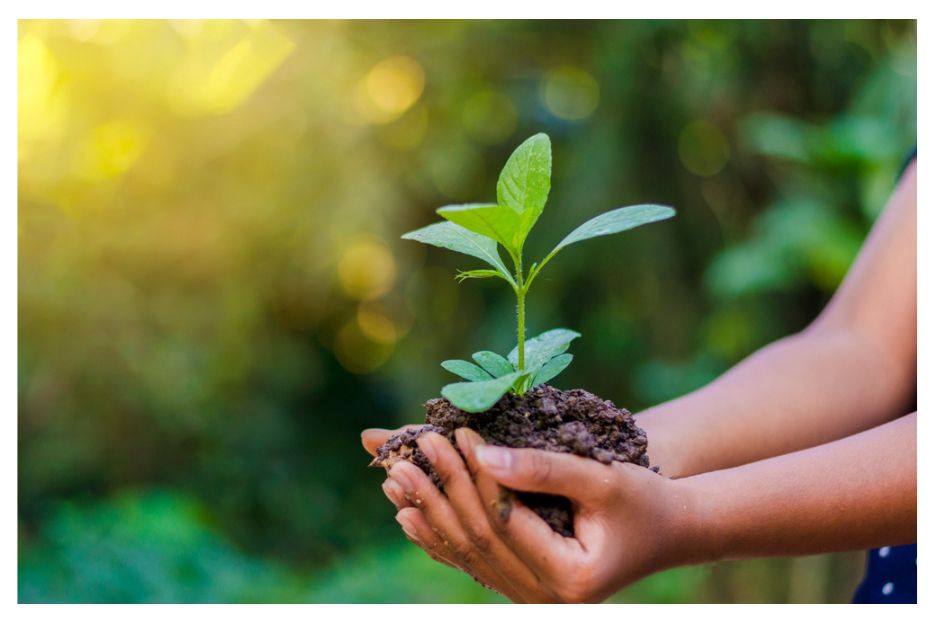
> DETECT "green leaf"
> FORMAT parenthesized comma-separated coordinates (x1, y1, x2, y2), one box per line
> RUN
(455, 269, 508, 283)
(508, 328, 581, 371)
(551, 204, 675, 255)
(401, 221, 514, 284)
(496, 133, 552, 250)
(441, 360, 493, 382)
(531, 353, 573, 387)
(471, 351, 514, 377)
(438, 134, 553, 257)
(497, 133, 551, 216)
(437, 203, 524, 258)
(441, 371, 523, 413)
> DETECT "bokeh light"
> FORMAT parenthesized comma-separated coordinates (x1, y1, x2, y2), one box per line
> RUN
(337, 237, 397, 301)
(679, 120, 731, 176)
(353, 55, 426, 124)
(541, 65, 600, 121)
(356, 303, 399, 345)
(79, 119, 150, 181)
(169, 20, 296, 116)
(462, 90, 518, 144)
(334, 319, 395, 374)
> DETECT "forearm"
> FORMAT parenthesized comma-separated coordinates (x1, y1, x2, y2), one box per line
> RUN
(638, 327, 913, 477)
(673, 412, 916, 564)
(638, 163, 915, 479)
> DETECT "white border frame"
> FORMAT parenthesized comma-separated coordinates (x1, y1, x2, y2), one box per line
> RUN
(7, 3, 927, 618)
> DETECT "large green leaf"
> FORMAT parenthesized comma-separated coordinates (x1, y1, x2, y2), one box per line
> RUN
(436, 203, 523, 258)
(497, 133, 552, 216)
(401, 221, 514, 284)
(441, 360, 493, 382)
(441, 371, 524, 413)
(471, 351, 514, 377)
(531, 353, 573, 387)
(496, 133, 552, 250)
(432, 134, 555, 259)
(550, 204, 675, 255)
(508, 328, 581, 371)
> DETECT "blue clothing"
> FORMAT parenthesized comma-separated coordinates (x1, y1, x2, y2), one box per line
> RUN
(852, 146, 916, 604)
(853, 544, 917, 603)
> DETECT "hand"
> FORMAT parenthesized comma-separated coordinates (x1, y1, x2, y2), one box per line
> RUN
(362, 425, 538, 601)
(382, 428, 699, 603)
(362, 426, 419, 512)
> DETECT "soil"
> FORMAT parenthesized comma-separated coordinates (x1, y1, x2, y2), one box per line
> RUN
(370, 384, 652, 537)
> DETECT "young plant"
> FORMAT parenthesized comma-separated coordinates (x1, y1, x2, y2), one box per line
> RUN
(403, 133, 675, 412)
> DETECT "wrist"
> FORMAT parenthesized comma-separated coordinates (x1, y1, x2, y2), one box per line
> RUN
(654, 476, 723, 570)
(635, 411, 689, 478)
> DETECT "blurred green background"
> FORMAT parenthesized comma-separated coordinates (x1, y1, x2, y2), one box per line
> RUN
(18, 19, 916, 603)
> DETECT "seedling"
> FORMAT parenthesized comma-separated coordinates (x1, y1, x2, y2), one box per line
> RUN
(403, 133, 674, 412)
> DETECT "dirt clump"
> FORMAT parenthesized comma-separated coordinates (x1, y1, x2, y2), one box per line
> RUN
(372, 384, 651, 536)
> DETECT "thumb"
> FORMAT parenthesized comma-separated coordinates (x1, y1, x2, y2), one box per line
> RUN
(361, 425, 420, 457)
(472, 443, 607, 503)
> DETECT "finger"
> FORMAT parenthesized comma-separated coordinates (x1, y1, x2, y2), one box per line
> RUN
(361, 424, 419, 457)
(398, 509, 526, 602)
(473, 443, 609, 504)
(388, 461, 528, 602)
(381, 479, 412, 510)
(418, 432, 547, 600)
(458, 428, 582, 585)
(395, 507, 458, 569)
(388, 461, 491, 572)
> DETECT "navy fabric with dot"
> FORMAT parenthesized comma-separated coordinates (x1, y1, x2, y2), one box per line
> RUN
(853, 544, 916, 603)
(852, 147, 916, 605)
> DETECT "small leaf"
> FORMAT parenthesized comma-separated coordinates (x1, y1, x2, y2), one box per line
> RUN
(437, 203, 524, 258)
(551, 204, 675, 255)
(531, 353, 573, 387)
(441, 360, 494, 382)
(508, 328, 581, 371)
(472, 351, 514, 377)
(496, 133, 552, 250)
(455, 269, 504, 283)
(441, 371, 523, 413)
(401, 221, 514, 283)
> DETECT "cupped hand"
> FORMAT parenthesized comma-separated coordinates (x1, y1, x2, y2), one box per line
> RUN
(362, 425, 536, 601)
(377, 427, 698, 603)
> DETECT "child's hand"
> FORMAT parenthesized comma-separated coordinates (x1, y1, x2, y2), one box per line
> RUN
(385, 428, 699, 603)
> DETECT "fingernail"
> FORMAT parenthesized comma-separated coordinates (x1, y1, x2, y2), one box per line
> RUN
(417, 435, 438, 464)
(382, 479, 405, 507)
(475, 445, 512, 472)
(390, 464, 414, 495)
(362, 428, 389, 438)
(396, 515, 419, 542)
(454, 428, 474, 453)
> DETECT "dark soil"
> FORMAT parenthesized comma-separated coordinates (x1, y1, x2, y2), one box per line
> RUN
(371, 384, 652, 536)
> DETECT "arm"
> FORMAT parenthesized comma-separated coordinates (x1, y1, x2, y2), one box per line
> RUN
(640, 162, 916, 477)
(389, 413, 914, 602)
(683, 412, 916, 560)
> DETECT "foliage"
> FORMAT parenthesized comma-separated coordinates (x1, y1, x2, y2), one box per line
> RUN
(404, 134, 674, 411)
(18, 19, 915, 603)
(18, 491, 311, 603)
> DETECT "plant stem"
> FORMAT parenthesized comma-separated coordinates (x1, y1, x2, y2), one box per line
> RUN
(515, 254, 526, 375)
(517, 288, 526, 372)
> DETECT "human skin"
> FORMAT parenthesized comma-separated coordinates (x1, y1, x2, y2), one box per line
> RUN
(361, 162, 917, 603)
